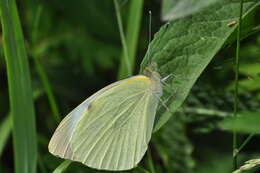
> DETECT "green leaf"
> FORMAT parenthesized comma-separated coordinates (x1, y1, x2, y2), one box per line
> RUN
(140, 0, 260, 131)
(161, 0, 218, 21)
(221, 111, 260, 134)
(0, 0, 37, 172)
(30, 4, 61, 123)
(117, 0, 144, 79)
(53, 160, 72, 173)
(0, 90, 43, 160)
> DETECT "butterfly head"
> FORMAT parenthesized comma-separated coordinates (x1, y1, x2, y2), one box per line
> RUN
(144, 62, 161, 82)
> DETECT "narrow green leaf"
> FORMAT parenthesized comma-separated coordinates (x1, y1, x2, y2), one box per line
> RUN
(30, 5, 61, 123)
(161, 0, 218, 21)
(33, 57, 61, 123)
(0, 90, 42, 160)
(140, 0, 259, 131)
(117, 0, 144, 79)
(221, 111, 260, 134)
(53, 160, 72, 173)
(114, 0, 131, 76)
(0, 0, 37, 172)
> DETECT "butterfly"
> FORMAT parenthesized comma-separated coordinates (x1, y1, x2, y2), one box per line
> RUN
(48, 62, 163, 171)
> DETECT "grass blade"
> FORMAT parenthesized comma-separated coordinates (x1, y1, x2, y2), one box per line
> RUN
(0, 0, 37, 172)
(113, 0, 131, 77)
(53, 160, 72, 173)
(31, 5, 60, 122)
(117, 0, 144, 79)
(0, 90, 42, 159)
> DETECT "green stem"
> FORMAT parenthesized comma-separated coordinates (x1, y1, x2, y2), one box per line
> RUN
(233, 0, 244, 170)
(33, 57, 61, 122)
(234, 133, 255, 157)
(31, 5, 61, 123)
(31, 5, 42, 44)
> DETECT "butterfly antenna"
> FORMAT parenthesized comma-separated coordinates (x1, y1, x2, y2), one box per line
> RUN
(148, 10, 152, 64)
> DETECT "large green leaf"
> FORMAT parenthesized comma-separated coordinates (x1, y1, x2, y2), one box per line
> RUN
(0, 0, 37, 172)
(140, 0, 260, 131)
(161, 0, 218, 21)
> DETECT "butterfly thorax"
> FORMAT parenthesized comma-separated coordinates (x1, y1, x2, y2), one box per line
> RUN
(144, 63, 163, 97)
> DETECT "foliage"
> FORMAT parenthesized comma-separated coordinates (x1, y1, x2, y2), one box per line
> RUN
(141, 0, 260, 131)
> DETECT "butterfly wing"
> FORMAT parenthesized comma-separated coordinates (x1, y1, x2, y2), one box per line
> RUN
(48, 97, 90, 158)
(49, 75, 161, 171)
(48, 76, 143, 158)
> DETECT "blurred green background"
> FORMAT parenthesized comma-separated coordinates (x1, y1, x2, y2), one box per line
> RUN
(0, 0, 260, 173)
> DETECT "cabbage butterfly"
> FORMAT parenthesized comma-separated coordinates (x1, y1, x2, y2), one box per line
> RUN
(48, 62, 163, 171)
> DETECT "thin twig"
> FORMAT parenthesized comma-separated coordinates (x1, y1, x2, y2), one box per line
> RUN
(233, 0, 244, 170)
(234, 133, 255, 157)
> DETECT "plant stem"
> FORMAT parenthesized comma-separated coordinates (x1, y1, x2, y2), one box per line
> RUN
(31, 5, 61, 123)
(234, 133, 255, 157)
(233, 0, 244, 170)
